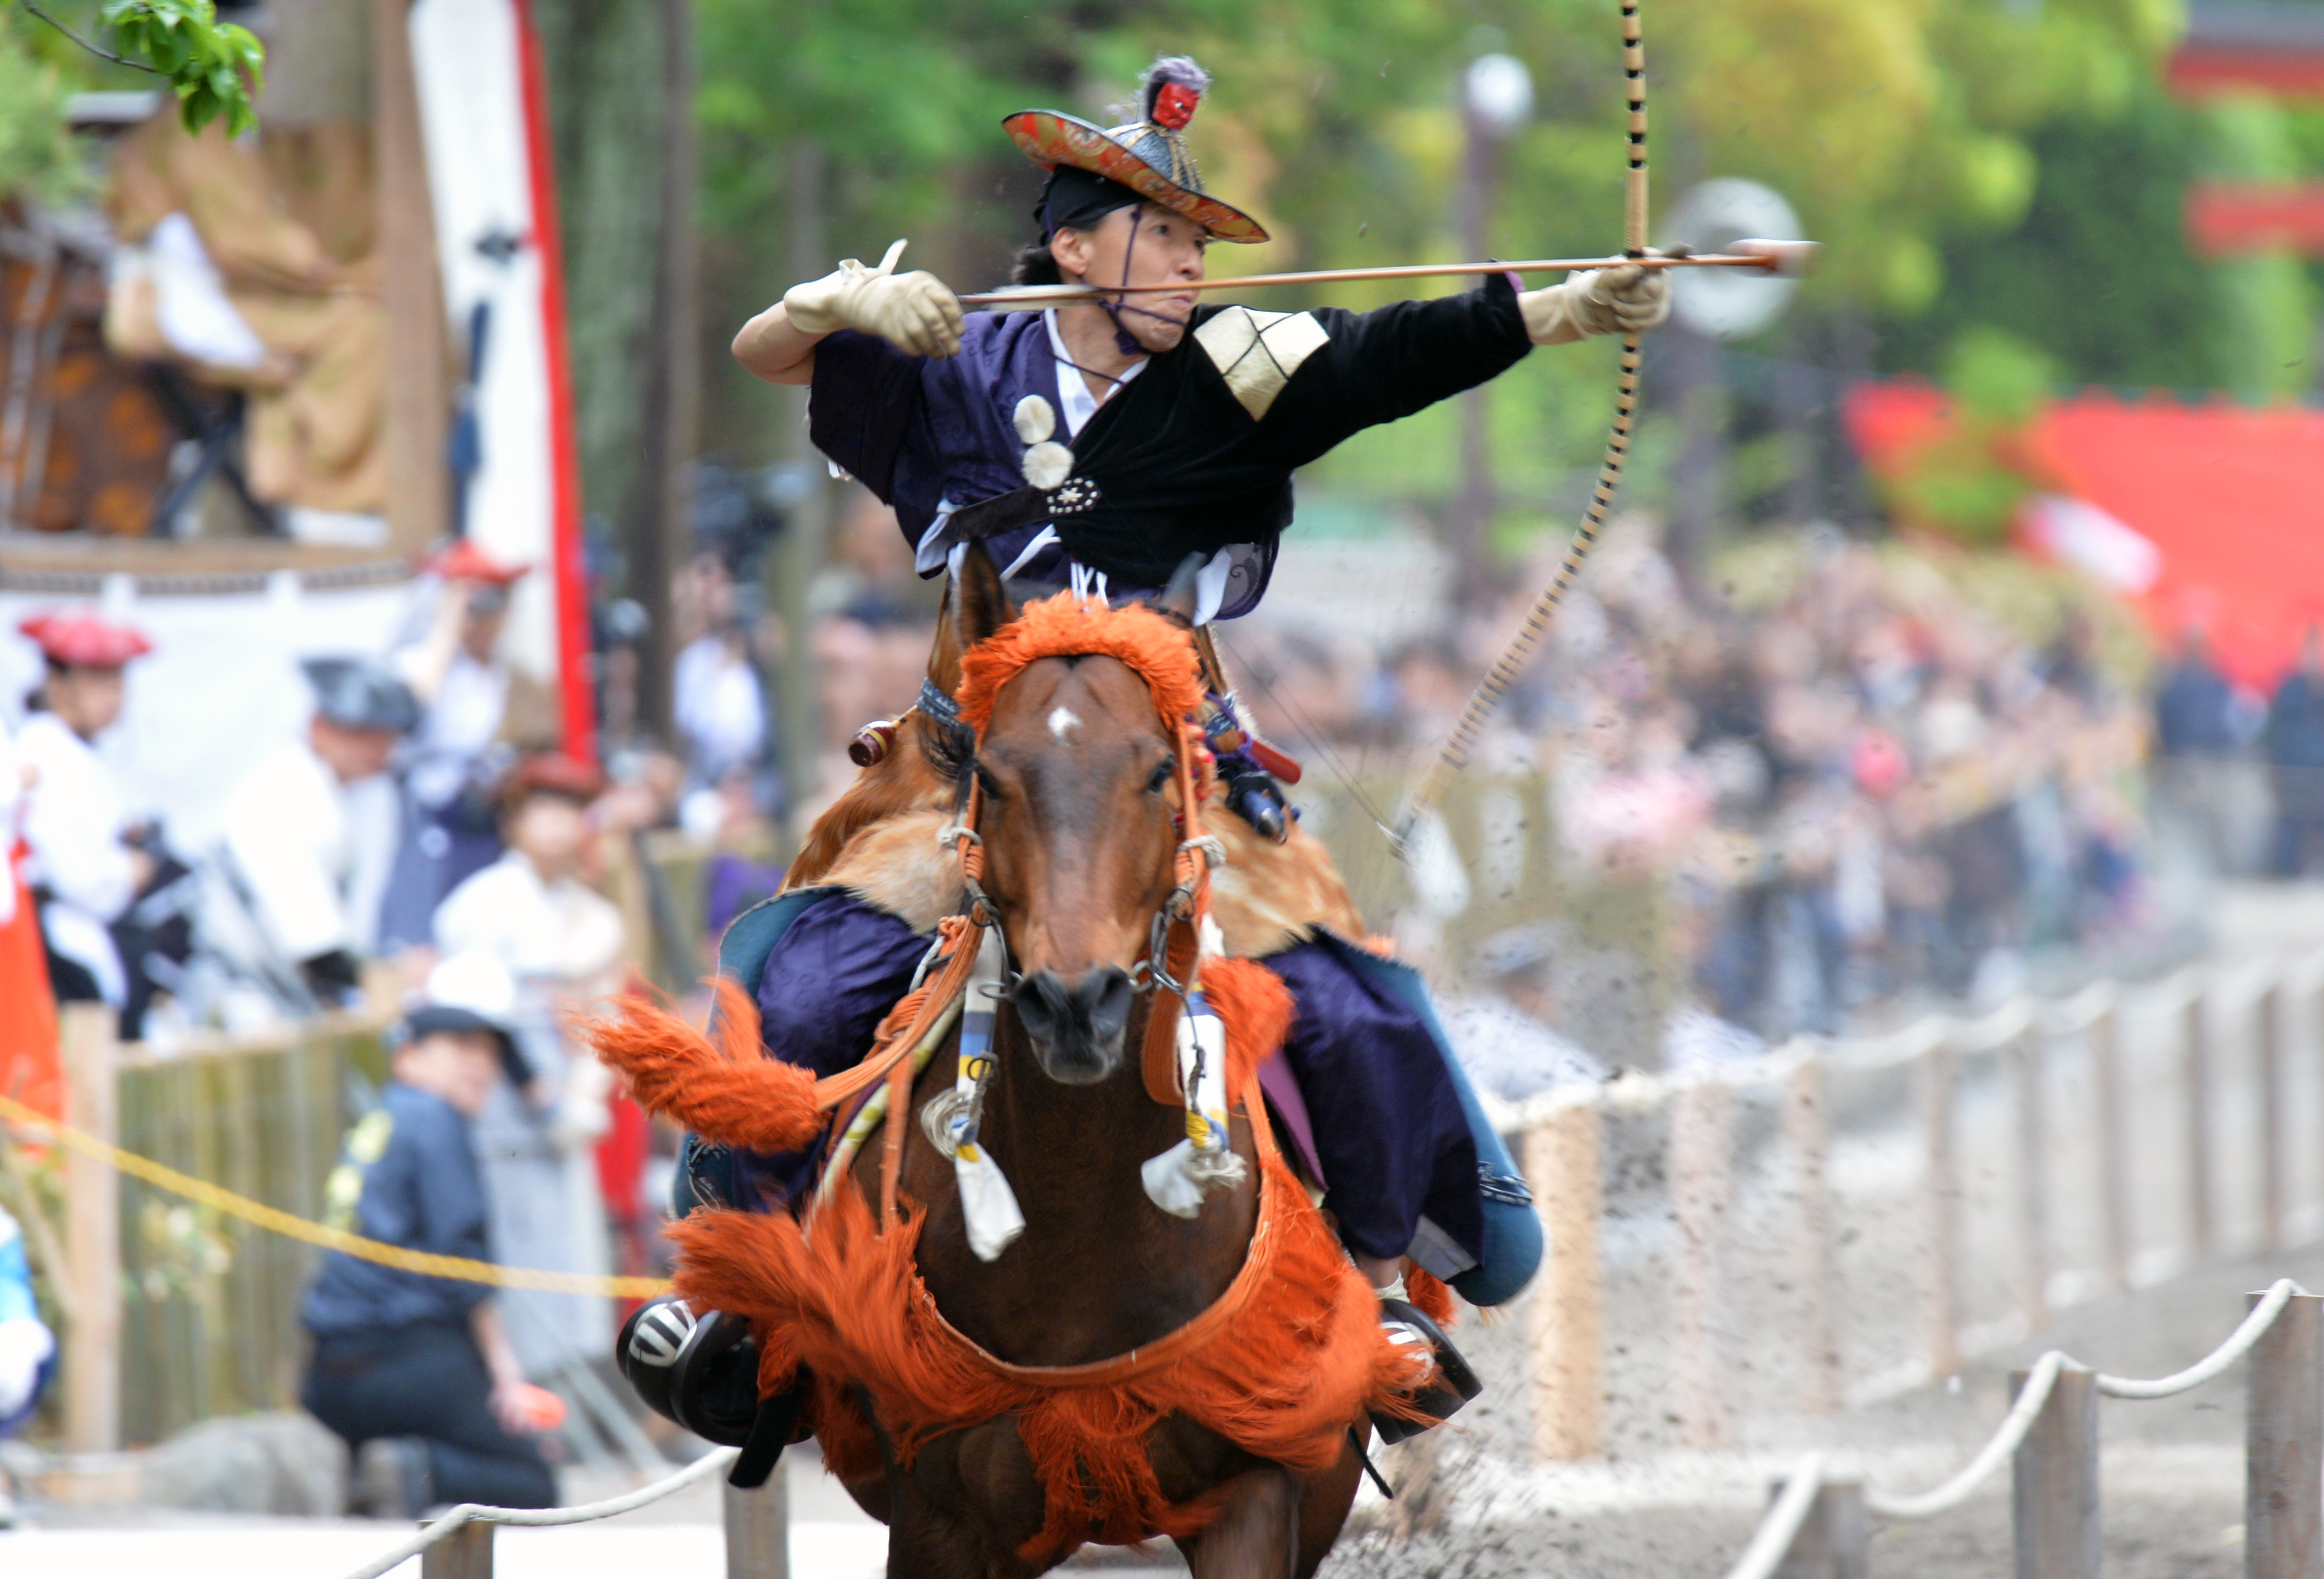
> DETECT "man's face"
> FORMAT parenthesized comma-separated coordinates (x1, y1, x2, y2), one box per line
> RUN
(1055, 204, 1208, 354)
(44, 663, 126, 740)
(393, 1030, 504, 1115)
(311, 718, 400, 783)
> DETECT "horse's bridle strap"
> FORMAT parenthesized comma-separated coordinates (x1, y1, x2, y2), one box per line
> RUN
(811, 910, 982, 1115)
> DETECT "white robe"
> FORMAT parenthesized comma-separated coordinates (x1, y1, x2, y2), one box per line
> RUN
(215, 738, 396, 964)
(16, 714, 136, 1006)
(396, 647, 509, 811)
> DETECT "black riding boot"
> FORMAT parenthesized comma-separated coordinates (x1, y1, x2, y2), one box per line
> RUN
(1370, 1296, 1482, 1443)
(617, 1296, 811, 1486)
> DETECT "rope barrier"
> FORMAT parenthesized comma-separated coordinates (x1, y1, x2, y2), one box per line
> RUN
(2093, 1276, 2302, 1399)
(1814, 1278, 2312, 1523)
(1861, 1351, 2068, 1519)
(0, 1090, 672, 1299)
(1720, 1454, 1825, 1579)
(336, 1447, 739, 1579)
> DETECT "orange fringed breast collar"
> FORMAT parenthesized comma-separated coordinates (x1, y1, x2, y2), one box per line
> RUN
(659, 955, 1449, 1563)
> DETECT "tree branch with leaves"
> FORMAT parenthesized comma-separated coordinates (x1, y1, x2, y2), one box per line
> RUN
(18, 0, 261, 135)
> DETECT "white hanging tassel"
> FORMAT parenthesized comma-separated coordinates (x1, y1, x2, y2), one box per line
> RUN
(1141, 990, 1246, 1219)
(921, 926, 1025, 1261)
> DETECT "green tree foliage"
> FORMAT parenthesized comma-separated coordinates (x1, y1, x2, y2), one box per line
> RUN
(1663, 0, 2180, 316)
(1878, 86, 2221, 392)
(1882, 327, 2058, 544)
(98, 0, 263, 135)
(16, 0, 261, 137)
(0, 8, 88, 204)
(689, 0, 2201, 498)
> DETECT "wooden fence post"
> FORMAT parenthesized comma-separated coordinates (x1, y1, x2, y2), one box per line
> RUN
(1920, 1037, 1960, 1380)
(2012, 1028, 2052, 1332)
(421, 1521, 495, 1579)
(1770, 1479, 1869, 1579)
(2011, 1365, 2100, 1579)
(2186, 987, 2215, 1261)
(2089, 1003, 2131, 1289)
(60, 1002, 119, 1455)
(725, 1471, 790, 1578)
(2260, 981, 2287, 1254)
(2247, 1289, 2323, 1579)
(1786, 1057, 1840, 1415)
(1523, 1099, 1604, 1460)
(1671, 1079, 1735, 1450)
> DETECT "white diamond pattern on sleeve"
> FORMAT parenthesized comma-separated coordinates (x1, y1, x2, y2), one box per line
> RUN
(1194, 307, 1330, 420)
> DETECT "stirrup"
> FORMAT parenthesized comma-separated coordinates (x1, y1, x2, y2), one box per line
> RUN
(616, 1295, 764, 1446)
(1370, 1298, 1482, 1444)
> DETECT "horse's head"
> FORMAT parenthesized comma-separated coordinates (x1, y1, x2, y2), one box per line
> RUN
(952, 547, 1204, 1087)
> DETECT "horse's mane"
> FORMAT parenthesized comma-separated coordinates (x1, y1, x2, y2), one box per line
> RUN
(956, 591, 1206, 736)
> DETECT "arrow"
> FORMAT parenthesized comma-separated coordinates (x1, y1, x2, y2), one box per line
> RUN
(958, 239, 1815, 308)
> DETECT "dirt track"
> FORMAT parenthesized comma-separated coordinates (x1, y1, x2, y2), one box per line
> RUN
(1314, 1246, 2318, 1577)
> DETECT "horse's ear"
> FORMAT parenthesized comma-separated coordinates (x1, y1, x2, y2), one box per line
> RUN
(1152, 552, 1206, 627)
(929, 579, 965, 695)
(952, 541, 1017, 649)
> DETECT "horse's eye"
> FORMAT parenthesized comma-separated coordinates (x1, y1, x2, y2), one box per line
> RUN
(1146, 758, 1174, 794)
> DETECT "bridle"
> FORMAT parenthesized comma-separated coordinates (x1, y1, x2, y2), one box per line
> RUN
(935, 652, 1224, 1111)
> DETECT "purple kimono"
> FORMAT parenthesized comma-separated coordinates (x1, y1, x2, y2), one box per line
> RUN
(736, 282, 1545, 1304)
(809, 276, 1534, 618)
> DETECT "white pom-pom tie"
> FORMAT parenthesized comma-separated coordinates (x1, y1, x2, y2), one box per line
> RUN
(1013, 395, 1056, 445)
(1022, 441, 1074, 491)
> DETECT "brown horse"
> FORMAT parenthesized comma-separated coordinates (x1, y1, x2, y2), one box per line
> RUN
(829, 546, 1367, 1577)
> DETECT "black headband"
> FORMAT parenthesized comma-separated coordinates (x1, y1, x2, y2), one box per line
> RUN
(1039, 166, 1145, 236)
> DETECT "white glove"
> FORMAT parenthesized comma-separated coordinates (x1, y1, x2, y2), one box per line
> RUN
(782, 239, 964, 359)
(1519, 256, 1672, 344)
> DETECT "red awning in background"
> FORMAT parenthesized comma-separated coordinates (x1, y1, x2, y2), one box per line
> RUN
(2186, 181, 2324, 256)
(1846, 381, 2324, 688)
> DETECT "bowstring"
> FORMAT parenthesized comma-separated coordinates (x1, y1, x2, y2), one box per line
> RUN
(1211, 628, 1402, 845)
(1394, 0, 1650, 852)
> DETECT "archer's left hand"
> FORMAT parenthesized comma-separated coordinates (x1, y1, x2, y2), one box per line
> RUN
(1520, 252, 1673, 344)
(1580, 256, 1672, 335)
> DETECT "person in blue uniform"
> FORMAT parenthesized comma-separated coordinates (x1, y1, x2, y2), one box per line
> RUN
(705, 57, 1668, 1428)
(300, 960, 557, 1517)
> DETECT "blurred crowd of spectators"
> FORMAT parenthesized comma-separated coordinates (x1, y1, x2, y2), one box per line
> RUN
(1226, 526, 2153, 1046)
(2151, 627, 2324, 882)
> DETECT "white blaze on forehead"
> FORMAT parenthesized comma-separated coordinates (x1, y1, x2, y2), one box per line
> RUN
(1047, 705, 1083, 742)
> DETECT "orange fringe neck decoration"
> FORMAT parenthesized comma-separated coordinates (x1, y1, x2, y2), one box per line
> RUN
(582, 979, 823, 1155)
(956, 591, 1206, 737)
(613, 958, 1439, 1563)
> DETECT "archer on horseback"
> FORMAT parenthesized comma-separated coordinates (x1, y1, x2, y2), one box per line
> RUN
(633, 54, 1669, 1449)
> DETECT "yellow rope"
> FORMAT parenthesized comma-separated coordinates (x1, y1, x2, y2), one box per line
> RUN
(0, 1091, 672, 1299)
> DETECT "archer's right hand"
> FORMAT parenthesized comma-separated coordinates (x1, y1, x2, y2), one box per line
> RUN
(783, 239, 964, 359)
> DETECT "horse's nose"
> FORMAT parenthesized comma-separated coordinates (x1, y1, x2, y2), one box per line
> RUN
(1012, 966, 1135, 1084)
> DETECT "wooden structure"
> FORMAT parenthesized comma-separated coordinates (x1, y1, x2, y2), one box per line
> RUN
(5, 1002, 388, 1451)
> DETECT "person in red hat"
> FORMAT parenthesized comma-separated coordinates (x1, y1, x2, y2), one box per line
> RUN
(378, 540, 557, 955)
(431, 751, 625, 1381)
(13, 610, 158, 1030)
